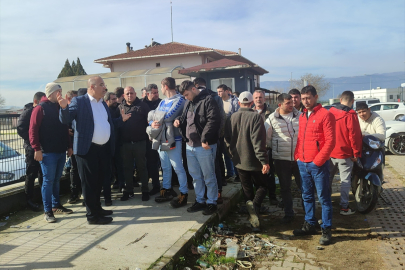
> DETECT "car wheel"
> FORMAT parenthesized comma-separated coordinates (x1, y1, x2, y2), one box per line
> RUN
(395, 114, 404, 120)
(388, 133, 405, 155)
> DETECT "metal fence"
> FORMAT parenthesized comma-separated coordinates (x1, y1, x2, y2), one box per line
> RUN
(0, 114, 26, 187)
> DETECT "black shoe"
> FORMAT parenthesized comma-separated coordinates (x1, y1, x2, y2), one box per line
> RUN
(149, 186, 161, 196)
(27, 200, 41, 212)
(280, 215, 295, 224)
(120, 192, 134, 201)
(105, 200, 112, 206)
(187, 181, 194, 190)
(319, 227, 332, 245)
(269, 197, 279, 205)
(293, 221, 318, 236)
(187, 201, 207, 213)
(52, 205, 73, 215)
(88, 216, 113, 225)
(221, 180, 228, 186)
(202, 204, 217, 215)
(142, 192, 150, 201)
(155, 188, 177, 203)
(67, 194, 78, 204)
(170, 193, 188, 208)
(98, 209, 113, 216)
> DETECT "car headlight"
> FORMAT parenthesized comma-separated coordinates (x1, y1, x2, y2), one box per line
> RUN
(0, 172, 15, 180)
(368, 139, 382, 149)
(370, 154, 382, 170)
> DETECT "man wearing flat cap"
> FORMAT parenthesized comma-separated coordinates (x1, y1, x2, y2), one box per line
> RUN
(29, 82, 74, 223)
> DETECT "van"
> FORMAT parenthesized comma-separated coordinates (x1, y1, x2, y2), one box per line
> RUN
(353, 98, 380, 109)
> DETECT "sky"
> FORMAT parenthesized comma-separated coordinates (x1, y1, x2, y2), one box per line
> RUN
(0, 0, 404, 106)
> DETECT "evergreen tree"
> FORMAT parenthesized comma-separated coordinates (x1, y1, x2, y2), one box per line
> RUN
(57, 59, 74, 78)
(75, 57, 87, 76)
(71, 60, 77, 75)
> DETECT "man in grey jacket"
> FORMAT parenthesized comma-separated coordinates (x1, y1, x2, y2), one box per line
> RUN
(265, 93, 301, 224)
(225, 91, 270, 232)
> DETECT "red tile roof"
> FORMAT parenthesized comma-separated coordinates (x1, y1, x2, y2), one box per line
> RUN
(179, 59, 250, 74)
(94, 42, 237, 62)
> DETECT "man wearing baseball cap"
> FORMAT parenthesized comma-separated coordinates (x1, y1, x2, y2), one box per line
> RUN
(29, 82, 73, 223)
(224, 91, 270, 232)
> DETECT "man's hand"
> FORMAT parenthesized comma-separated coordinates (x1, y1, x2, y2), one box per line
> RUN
(121, 109, 131, 122)
(350, 157, 358, 162)
(173, 119, 180, 128)
(68, 129, 74, 136)
(57, 92, 68, 109)
(34, 150, 43, 161)
(202, 142, 210, 150)
(151, 121, 160, 129)
(262, 164, 270, 174)
(67, 148, 73, 157)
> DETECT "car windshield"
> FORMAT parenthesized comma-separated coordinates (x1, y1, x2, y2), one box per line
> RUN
(0, 142, 20, 159)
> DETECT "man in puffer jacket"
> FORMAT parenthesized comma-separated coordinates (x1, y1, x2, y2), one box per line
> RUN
(293, 85, 336, 246)
(150, 77, 188, 207)
(265, 93, 301, 224)
(329, 91, 362, 216)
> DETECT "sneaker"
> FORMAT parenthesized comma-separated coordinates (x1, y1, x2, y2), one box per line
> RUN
(217, 192, 223, 205)
(340, 208, 356, 216)
(202, 204, 217, 215)
(155, 188, 177, 203)
(225, 175, 235, 182)
(246, 200, 260, 229)
(319, 227, 332, 245)
(170, 193, 188, 208)
(44, 211, 56, 223)
(142, 192, 150, 201)
(120, 191, 134, 201)
(293, 221, 318, 236)
(280, 215, 295, 224)
(67, 194, 78, 204)
(187, 201, 207, 213)
(149, 186, 161, 196)
(52, 205, 73, 215)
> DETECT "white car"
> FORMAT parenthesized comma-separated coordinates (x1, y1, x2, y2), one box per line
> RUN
(369, 102, 405, 121)
(0, 142, 26, 185)
(385, 115, 405, 155)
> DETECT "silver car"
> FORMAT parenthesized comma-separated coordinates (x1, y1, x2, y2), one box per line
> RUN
(369, 102, 405, 121)
(385, 115, 405, 155)
(0, 142, 25, 185)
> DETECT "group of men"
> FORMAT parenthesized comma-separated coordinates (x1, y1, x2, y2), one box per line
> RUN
(17, 75, 386, 246)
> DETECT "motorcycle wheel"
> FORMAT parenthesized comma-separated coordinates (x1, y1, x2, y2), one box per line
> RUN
(355, 180, 379, 214)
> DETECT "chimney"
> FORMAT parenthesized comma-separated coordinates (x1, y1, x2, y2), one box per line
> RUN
(151, 38, 154, 46)
(238, 48, 241, 55)
(126, 42, 131, 53)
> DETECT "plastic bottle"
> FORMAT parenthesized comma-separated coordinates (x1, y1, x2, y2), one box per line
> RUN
(197, 245, 208, 254)
(196, 259, 210, 267)
(226, 242, 239, 258)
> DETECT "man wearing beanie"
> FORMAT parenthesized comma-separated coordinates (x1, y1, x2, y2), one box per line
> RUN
(29, 83, 73, 223)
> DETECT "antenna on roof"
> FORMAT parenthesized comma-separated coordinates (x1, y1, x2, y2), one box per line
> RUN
(171, 1, 173, 42)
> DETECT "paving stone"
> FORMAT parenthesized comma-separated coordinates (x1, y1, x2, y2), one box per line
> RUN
(270, 266, 291, 270)
(282, 261, 305, 269)
(303, 264, 323, 270)
(306, 253, 317, 259)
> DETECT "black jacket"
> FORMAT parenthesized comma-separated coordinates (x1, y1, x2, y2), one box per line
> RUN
(17, 103, 34, 149)
(118, 97, 150, 142)
(142, 97, 162, 110)
(177, 89, 221, 145)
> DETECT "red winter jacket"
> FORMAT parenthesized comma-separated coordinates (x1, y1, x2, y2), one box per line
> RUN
(294, 104, 336, 166)
(329, 105, 362, 159)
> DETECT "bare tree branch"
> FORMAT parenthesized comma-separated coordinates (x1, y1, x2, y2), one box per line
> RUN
(291, 73, 331, 97)
(0, 94, 5, 106)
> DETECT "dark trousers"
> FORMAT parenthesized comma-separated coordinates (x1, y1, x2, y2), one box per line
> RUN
(24, 146, 43, 200)
(274, 159, 301, 217)
(122, 141, 149, 193)
(69, 154, 81, 195)
(267, 150, 276, 199)
(146, 140, 161, 189)
(112, 143, 125, 189)
(237, 168, 268, 207)
(76, 142, 111, 221)
(218, 138, 226, 180)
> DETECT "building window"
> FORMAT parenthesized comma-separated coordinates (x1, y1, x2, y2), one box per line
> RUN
(389, 95, 393, 99)
(156, 63, 160, 67)
(397, 95, 400, 99)
(211, 78, 235, 92)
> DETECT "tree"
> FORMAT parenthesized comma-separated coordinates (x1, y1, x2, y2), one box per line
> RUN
(71, 60, 77, 75)
(57, 59, 74, 78)
(291, 73, 331, 97)
(75, 57, 87, 76)
(0, 94, 5, 106)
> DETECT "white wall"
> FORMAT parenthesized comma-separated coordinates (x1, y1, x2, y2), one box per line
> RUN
(110, 55, 204, 72)
(353, 88, 403, 102)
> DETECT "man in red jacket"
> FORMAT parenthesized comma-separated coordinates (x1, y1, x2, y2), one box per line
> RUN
(293, 85, 336, 246)
(329, 91, 362, 215)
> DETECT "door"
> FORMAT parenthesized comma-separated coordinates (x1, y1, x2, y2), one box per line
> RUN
(382, 104, 399, 120)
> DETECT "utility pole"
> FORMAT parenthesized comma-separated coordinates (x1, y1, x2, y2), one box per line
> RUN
(365, 74, 372, 98)
(171, 1, 173, 42)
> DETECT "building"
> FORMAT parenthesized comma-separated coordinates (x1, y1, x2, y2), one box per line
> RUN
(353, 87, 404, 102)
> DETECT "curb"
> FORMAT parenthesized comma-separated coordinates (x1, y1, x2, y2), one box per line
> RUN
(150, 183, 242, 269)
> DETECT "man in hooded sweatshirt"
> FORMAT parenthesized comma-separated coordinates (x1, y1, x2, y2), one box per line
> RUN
(329, 91, 362, 215)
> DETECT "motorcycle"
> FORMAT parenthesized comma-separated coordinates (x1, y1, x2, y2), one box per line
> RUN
(351, 135, 384, 214)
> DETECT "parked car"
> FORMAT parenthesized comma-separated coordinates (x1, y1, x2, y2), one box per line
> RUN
(353, 98, 380, 109)
(369, 102, 405, 121)
(0, 142, 25, 185)
(385, 115, 405, 155)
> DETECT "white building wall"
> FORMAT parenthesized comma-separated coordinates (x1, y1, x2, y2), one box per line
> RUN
(110, 55, 204, 72)
(352, 88, 402, 102)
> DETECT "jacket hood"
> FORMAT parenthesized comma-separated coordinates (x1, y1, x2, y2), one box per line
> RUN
(329, 106, 357, 120)
(23, 102, 33, 110)
(40, 96, 51, 103)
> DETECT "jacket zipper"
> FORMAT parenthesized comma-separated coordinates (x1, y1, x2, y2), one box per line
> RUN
(302, 113, 310, 161)
(281, 116, 295, 160)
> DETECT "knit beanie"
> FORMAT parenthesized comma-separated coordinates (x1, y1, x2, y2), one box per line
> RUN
(45, 83, 62, 98)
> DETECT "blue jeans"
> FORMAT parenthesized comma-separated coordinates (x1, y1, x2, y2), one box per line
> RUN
(40, 152, 66, 212)
(297, 160, 332, 229)
(159, 140, 188, 194)
(222, 146, 235, 177)
(186, 143, 218, 205)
